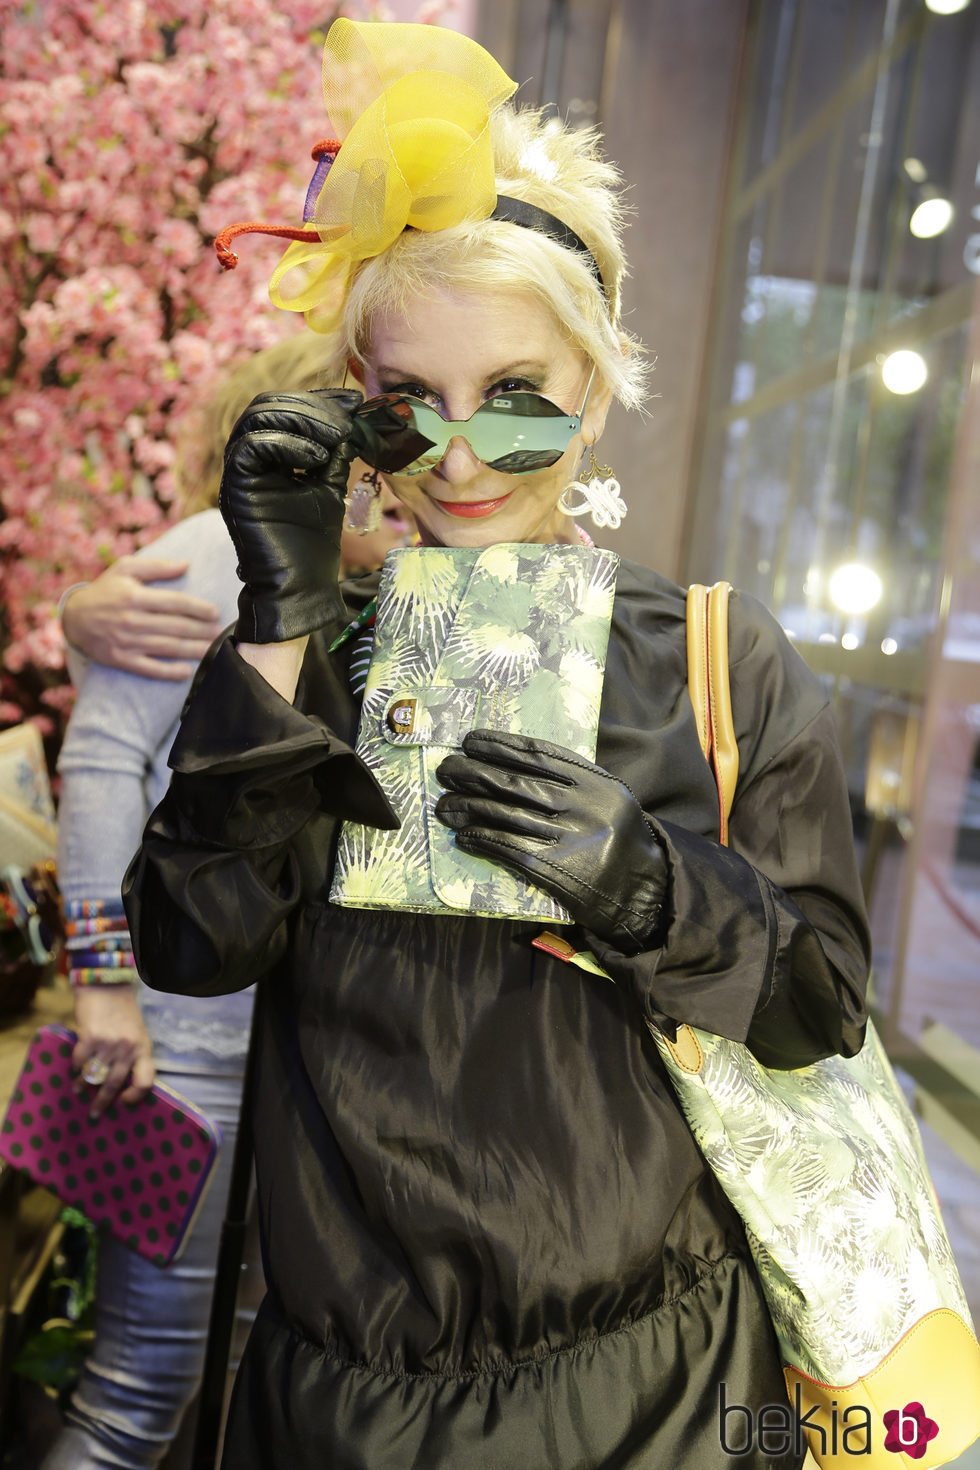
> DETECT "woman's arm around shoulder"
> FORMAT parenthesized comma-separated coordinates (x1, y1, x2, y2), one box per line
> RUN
(60, 509, 238, 682)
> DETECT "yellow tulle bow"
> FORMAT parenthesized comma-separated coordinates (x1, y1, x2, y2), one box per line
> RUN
(268, 20, 517, 333)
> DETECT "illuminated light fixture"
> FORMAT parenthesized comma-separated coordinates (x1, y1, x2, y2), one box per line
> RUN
(903, 157, 928, 183)
(881, 637, 899, 655)
(924, 0, 970, 13)
(910, 196, 954, 237)
(829, 563, 884, 615)
(881, 349, 927, 394)
(841, 633, 860, 651)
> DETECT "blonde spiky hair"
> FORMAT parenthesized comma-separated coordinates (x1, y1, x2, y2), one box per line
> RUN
(342, 105, 647, 411)
(213, 21, 647, 407)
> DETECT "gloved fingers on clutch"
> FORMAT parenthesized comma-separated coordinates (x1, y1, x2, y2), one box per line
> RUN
(435, 793, 559, 846)
(454, 728, 586, 779)
(436, 727, 669, 955)
(435, 751, 566, 813)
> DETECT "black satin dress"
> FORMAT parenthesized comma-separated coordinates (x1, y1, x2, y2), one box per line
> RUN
(123, 558, 870, 1470)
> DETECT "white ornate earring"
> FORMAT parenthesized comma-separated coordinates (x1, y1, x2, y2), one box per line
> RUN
(344, 467, 384, 535)
(558, 447, 628, 530)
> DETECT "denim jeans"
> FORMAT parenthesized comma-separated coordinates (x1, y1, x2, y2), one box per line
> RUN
(39, 1056, 259, 1470)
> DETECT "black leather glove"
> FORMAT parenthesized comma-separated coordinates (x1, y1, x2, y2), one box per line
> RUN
(435, 730, 668, 954)
(219, 389, 362, 643)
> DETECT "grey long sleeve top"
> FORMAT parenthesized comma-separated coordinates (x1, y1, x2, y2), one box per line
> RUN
(57, 508, 253, 1064)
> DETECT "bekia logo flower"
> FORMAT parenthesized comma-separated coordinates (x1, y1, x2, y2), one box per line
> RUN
(883, 1402, 939, 1458)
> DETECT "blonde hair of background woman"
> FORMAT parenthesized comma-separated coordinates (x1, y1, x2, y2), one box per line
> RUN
(176, 333, 333, 516)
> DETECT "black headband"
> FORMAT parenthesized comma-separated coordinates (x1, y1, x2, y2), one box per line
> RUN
(490, 195, 606, 294)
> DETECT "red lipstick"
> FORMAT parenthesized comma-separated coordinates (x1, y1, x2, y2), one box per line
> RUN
(433, 492, 514, 518)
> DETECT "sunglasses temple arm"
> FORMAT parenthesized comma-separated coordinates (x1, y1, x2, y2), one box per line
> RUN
(577, 364, 597, 423)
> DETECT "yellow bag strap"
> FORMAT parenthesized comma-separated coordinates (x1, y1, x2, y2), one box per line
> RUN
(686, 582, 738, 847)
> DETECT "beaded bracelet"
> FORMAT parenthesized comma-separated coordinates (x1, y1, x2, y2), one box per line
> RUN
(64, 898, 136, 987)
(63, 897, 127, 920)
(69, 967, 139, 988)
(66, 930, 131, 951)
(64, 915, 128, 938)
(68, 949, 134, 969)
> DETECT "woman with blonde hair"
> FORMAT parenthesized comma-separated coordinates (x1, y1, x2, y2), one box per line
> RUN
(124, 20, 869, 1468)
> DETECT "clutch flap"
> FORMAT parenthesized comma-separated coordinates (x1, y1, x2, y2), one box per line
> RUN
(330, 542, 618, 919)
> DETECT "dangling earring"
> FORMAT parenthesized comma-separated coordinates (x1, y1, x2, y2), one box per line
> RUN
(344, 467, 384, 535)
(558, 447, 628, 530)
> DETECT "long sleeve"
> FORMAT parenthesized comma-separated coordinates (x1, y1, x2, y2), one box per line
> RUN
(57, 510, 264, 1058)
(57, 657, 190, 986)
(122, 630, 398, 997)
(587, 583, 870, 1070)
(57, 674, 178, 909)
(57, 511, 242, 903)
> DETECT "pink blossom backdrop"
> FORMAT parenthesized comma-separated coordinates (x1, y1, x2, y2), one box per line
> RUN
(0, 0, 447, 751)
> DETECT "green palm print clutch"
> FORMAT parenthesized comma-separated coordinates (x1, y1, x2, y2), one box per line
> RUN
(329, 542, 619, 920)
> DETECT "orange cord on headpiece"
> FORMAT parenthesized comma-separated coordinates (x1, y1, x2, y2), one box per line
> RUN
(213, 223, 313, 271)
(213, 139, 341, 271)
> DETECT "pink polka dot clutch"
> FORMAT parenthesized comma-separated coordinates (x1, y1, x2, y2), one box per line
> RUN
(0, 1024, 222, 1267)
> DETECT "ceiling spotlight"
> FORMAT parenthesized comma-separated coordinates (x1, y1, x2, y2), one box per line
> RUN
(881, 349, 927, 394)
(910, 196, 954, 237)
(924, 0, 970, 14)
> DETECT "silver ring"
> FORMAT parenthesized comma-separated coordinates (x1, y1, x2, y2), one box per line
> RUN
(82, 1057, 111, 1087)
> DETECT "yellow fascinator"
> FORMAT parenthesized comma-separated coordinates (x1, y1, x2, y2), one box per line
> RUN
(215, 20, 517, 333)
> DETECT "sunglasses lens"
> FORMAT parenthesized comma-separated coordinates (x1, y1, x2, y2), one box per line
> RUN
(483, 449, 565, 472)
(469, 395, 577, 472)
(349, 396, 438, 474)
(352, 393, 579, 476)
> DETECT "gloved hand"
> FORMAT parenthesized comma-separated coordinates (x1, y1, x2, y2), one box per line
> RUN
(219, 389, 362, 643)
(435, 730, 668, 954)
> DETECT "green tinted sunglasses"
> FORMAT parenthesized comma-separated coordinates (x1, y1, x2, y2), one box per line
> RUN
(350, 373, 593, 477)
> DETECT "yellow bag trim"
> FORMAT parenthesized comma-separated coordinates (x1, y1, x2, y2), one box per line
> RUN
(531, 931, 612, 977)
(783, 1307, 980, 1468)
(655, 1022, 703, 1074)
